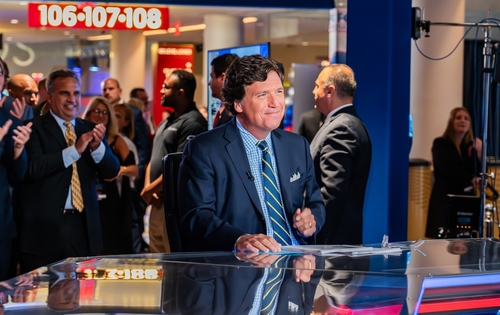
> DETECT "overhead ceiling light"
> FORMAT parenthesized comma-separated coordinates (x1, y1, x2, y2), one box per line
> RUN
(175, 23, 206, 32)
(19, 1, 28, 5)
(142, 23, 206, 37)
(89, 56, 100, 72)
(87, 34, 113, 41)
(243, 17, 258, 24)
(301, 41, 309, 46)
(10, 19, 19, 24)
(143, 29, 168, 36)
(6, 37, 12, 42)
(63, 31, 71, 36)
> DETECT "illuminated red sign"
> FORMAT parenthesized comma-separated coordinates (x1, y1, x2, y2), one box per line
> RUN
(153, 44, 194, 126)
(28, 3, 169, 31)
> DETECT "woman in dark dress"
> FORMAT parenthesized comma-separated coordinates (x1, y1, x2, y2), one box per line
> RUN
(425, 107, 481, 238)
(83, 97, 138, 254)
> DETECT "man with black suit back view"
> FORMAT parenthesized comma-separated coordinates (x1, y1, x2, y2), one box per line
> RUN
(310, 64, 372, 245)
(18, 69, 120, 273)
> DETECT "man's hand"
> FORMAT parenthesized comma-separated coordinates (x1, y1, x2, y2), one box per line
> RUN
(235, 252, 280, 266)
(89, 123, 106, 151)
(141, 184, 154, 205)
(74, 131, 93, 154)
(10, 98, 26, 121)
(12, 122, 32, 160)
(293, 255, 316, 282)
(293, 207, 316, 237)
(235, 234, 281, 253)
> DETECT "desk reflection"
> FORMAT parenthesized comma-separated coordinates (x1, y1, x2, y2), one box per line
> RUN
(176, 253, 322, 315)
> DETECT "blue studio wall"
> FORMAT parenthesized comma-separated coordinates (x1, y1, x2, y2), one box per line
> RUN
(348, 0, 412, 243)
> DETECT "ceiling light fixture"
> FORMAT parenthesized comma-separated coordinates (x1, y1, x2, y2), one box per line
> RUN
(10, 19, 19, 24)
(87, 34, 113, 41)
(175, 23, 206, 32)
(243, 17, 258, 24)
(19, 1, 28, 5)
(142, 24, 206, 36)
(63, 31, 71, 36)
(143, 30, 168, 36)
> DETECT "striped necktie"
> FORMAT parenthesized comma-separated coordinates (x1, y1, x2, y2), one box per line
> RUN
(64, 121, 84, 212)
(257, 140, 291, 246)
(260, 255, 288, 315)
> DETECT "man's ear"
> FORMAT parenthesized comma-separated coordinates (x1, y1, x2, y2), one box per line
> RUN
(219, 72, 226, 83)
(234, 101, 243, 114)
(326, 85, 336, 98)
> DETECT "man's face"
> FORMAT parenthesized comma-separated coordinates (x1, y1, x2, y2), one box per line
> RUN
(208, 66, 224, 100)
(135, 90, 149, 108)
(10, 77, 39, 106)
(234, 71, 285, 139)
(312, 71, 330, 114)
(48, 77, 80, 121)
(160, 74, 179, 109)
(101, 79, 121, 105)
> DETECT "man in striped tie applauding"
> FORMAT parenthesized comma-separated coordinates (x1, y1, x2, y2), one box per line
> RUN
(179, 55, 325, 252)
(17, 69, 120, 273)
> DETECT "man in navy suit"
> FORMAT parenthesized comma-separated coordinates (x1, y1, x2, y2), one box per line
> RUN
(18, 69, 120, 273)
(178, 55, 325, 252)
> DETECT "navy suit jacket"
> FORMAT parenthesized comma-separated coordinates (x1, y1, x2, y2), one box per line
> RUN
(1, 96, 34, 122)
(178, 118, 325, 251)
(0, 111, 27, 241)
(18, 113, 120, 256)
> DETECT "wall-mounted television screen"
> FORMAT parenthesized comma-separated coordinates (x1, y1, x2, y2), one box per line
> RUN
(207, 42, 270, 129)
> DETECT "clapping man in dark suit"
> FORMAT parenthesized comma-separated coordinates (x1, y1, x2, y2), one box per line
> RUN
(310, 64, 372, 245)
(178, 55, 325, 252)
(18, 69, 120, 273)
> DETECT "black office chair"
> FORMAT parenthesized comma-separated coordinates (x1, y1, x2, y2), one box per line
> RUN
(162, 152, 185, 252)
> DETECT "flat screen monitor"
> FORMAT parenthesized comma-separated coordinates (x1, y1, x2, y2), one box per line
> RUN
(207, 42, 270, 129)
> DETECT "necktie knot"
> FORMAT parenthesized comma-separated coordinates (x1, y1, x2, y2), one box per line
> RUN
(64, 121, 76, 146)
(257, 140, 269, 153)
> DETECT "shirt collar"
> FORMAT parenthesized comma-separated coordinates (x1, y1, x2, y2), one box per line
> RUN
(50, 110, 75, 127)
(325, 103, 353, 121)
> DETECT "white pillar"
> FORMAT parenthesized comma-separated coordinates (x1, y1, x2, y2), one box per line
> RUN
(109, 30, 146, 98)
(410, 0, 465, 161)
(202, 14, 243, 111)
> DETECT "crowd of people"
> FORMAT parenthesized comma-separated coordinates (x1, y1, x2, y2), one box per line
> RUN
(0, 52, 378, 283)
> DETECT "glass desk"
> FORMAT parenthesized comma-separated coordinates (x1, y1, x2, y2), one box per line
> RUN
(1, 238, 500, 314)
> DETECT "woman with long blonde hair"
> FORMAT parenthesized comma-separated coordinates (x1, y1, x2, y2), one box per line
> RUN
(426, 107, 481, 238)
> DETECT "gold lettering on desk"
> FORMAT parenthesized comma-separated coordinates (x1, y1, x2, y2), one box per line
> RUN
(79, 268, 161, 280)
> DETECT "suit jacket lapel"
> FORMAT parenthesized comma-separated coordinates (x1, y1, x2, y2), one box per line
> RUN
(43, 113, 67, 148)
(224, 120, 264, 216)
(272, 131, 293, 215)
